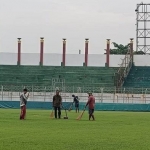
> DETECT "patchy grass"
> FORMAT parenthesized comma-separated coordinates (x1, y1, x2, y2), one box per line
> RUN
(0, 109, 150, 150)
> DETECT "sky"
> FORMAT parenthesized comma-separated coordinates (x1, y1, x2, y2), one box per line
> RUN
(0, 0, 149, 54)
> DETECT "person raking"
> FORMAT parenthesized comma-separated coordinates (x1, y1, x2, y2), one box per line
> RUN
(72, 95, 79, 113)
(85, 92, 95, 121)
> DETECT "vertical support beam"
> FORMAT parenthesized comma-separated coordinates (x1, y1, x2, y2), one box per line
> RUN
(62, 39, 66, 66)
(135, 4, 150, 53)
(84, 38, 89, 66)
(40, 37, 44, 66)
(130, 38, 134, 63)
(17, 38, 21, 65)
(106, 39, 110, 67)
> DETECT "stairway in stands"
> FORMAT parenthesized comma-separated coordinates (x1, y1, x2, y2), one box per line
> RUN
(123, 66, 150, 88)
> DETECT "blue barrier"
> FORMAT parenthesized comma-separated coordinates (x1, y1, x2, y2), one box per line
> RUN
(0, 101, 150, 111)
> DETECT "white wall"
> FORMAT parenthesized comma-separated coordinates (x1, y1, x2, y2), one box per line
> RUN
(88, 54, 106, 66)
(0, 53, 17, 65)
(22, 53, 40, 65)
(134, 55, 150, 66)
(44, 54, 62, 66)
(110, 55, 125, 67)
(0, 53, 149, 67)
(66, 54, 84, 66)
(0, 92, 149, 104)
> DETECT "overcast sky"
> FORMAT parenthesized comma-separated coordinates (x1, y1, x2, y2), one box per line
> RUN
(0, 0, 149, 54)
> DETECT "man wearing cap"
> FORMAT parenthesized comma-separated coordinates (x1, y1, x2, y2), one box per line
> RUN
(53, 90, 62, 119)
(85, 92, 95, 121)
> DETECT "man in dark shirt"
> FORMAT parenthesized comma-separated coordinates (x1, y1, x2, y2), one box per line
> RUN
(72, 95, 79, 113)
(53, 90, 62, 119)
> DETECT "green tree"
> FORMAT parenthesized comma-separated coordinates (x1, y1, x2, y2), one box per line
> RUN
(109, 42, 145, 55)
(110, 42, 129, 54)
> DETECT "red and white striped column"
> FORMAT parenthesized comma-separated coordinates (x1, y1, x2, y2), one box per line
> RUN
(106, 39, 110, 67)
(40, 37, 44, 66)
(130, 38, 134, 63)
(84, 39, 89, 66)
(17, 38, 21, 65)
(62, 39, 66, 66)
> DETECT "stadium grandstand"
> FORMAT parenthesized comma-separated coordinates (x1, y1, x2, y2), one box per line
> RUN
(0, 37, 150, 110)
(0, 65, 117, 88)
(0, 38, 147, 92)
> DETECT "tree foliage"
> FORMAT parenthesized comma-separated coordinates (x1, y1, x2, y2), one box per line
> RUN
(110, 42, 129, 54)
(109, 42, 145, 55)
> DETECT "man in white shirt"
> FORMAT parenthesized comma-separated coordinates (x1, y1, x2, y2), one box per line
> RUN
(20, 88, 29, 120)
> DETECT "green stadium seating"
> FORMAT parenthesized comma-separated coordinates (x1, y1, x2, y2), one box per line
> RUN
(124, 66, 150, 88)
(0, 65, 118, 89)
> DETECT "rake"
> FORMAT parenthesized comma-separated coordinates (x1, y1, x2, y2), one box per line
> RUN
(50, 109, 54, 118)
(68, 103, 73, 111)
(76, 106, 86, 120)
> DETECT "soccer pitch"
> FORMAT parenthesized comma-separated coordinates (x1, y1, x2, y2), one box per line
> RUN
(0, 109, 150, 150)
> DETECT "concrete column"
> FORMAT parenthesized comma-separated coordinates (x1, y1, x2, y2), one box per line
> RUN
(84, 39, 89, 66)
(17, 38, 21, 65)
(105, 39, 110, 67)
(62, 39, 66, 66)
(40, 37, 44, 66)
(130, 38, 134, 63)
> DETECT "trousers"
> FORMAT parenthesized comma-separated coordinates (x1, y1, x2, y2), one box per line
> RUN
(54, 106, 61, 119)
(20, 105, 26, 120)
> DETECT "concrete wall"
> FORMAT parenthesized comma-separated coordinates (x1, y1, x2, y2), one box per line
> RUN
(1, 101, 150, 111)
(0, 53, 124, 67)
(0, 92, 149, 104)
(134, 55, 150, 66)
(0, 53, 149, 67)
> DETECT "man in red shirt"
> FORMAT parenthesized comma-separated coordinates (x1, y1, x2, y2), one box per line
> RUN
(86, 92, 95, 121)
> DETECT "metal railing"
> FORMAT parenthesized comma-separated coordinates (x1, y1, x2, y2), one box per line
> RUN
(0, 85, 150, 104)
(116, 44, 133, 88)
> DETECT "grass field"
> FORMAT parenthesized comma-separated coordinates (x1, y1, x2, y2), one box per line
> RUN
(0, 109, 150, 150)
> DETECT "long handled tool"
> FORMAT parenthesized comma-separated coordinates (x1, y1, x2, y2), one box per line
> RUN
(68, 103, 73, 111)
(76, 106, 86, 120)
(61, 105, 69, 119)
(50, 108, 54, 118)
(64, 109, 68, 119)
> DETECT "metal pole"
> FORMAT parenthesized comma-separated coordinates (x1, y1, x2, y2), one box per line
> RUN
(11, 85, 12, 101)
(135, 4, 139, 52)
(142, 87, 144, 102)
(101, 88, 103, 103)
(132, 88, 133, 104)
(123, 88, 125, 103)
(44, 87, 46, 102)
(113, 87, 115, 103)
(1, 85, 3, 101)
(32, 85, 34, 101)
(98, 88, 101, 103)
(31, 85, 33, 100)
(144, 88, 147, 104)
